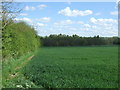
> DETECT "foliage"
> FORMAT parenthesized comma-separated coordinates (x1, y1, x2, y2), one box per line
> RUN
(1, 0, 22, 29)
(39, 34, 120, 47)
(22, 46, 118, 88)
(2, 21, 40, 59)
(2, 51, 42, 88)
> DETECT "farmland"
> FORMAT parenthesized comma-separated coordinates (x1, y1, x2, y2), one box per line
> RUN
(21, 46, 118, 88)
(1, 1, 119, 89)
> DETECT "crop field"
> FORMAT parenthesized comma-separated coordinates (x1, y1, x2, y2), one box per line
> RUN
(22, 46, 118, 88)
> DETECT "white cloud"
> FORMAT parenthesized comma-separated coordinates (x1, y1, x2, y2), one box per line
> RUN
(88, 17, 118, 36)
(36, 18, 118, 36)
(90, 17, 117, 24)
(14, 17, 32, 23)
(84, 24, 91, 28)
(92, 26, 97, 29)
(58, 7, 93, 16)
(90, 17, 97, 24)
(20, 13, 28, 16)
(36, 17, 51, 23)
(36, 17, 117, 37)
(83, 24, 97, 30)
(37, 23, 46, 27)
(24, 6, 36, 11)
(110, 11, 118, 15)
(28, 17, 117, 37)
(38, 4, 47, 9)
(54, 19, 74, 26)
(77, 21, 84, 24)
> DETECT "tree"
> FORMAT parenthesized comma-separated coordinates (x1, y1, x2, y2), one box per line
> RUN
(1, 0, 22, 30)
(39, 34, 120, 47)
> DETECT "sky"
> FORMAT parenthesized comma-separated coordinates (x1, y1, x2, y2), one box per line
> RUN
(15, 2, 118, 37)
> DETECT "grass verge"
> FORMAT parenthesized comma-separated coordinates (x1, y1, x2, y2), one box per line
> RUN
(2, 51, 42, 88)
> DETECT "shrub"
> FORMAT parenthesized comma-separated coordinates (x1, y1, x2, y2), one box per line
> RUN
(2, 21, 40, 59)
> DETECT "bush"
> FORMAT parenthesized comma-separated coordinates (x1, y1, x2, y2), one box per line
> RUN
(2, 21, 40, 59)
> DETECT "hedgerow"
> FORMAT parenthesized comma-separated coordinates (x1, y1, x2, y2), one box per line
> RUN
(2, 21, 40, 59)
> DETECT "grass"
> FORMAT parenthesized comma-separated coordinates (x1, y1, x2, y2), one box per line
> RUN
(22, 46, 118, 88)
(0, 50, 2, 89)
(2, 51, 42, 88)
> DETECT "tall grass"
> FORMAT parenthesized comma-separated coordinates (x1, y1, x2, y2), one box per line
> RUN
(2, 51, 41, 88)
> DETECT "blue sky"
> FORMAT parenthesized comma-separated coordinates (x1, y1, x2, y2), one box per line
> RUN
(15, 2, 118, 37)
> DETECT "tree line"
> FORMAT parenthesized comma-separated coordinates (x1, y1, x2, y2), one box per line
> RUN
(39, 34, 120, 47)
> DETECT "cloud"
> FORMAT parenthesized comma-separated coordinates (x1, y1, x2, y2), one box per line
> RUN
(36, 17, 117, 37)
(90, 17, 97, 24)
(110, 11, 118, 15)
(77, 21, 84, 24)
(83, 24, 97, 30)
(58, 7, 93, 16)
(88, 17, 118, 36)
(27, 17, 117, 37)
(14, 17, 32, 23)
(36, 17, 51, 23)
(38, 4, 47, 9)
(20, 13, 28, 16)
(90, 17, 117, 24)
(37, 23, 46, 27)
(24, 6, 36, 11)
(54, 20, 84, 26)
(36, 18, 118, 37)
(84, 24, 91, 28)
(54, 19, 74, 26)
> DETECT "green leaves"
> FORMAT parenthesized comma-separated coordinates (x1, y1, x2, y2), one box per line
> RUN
(2, 21, 40, 59)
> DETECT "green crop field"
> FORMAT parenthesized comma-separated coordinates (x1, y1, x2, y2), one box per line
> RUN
(21, 46, 118, 88)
